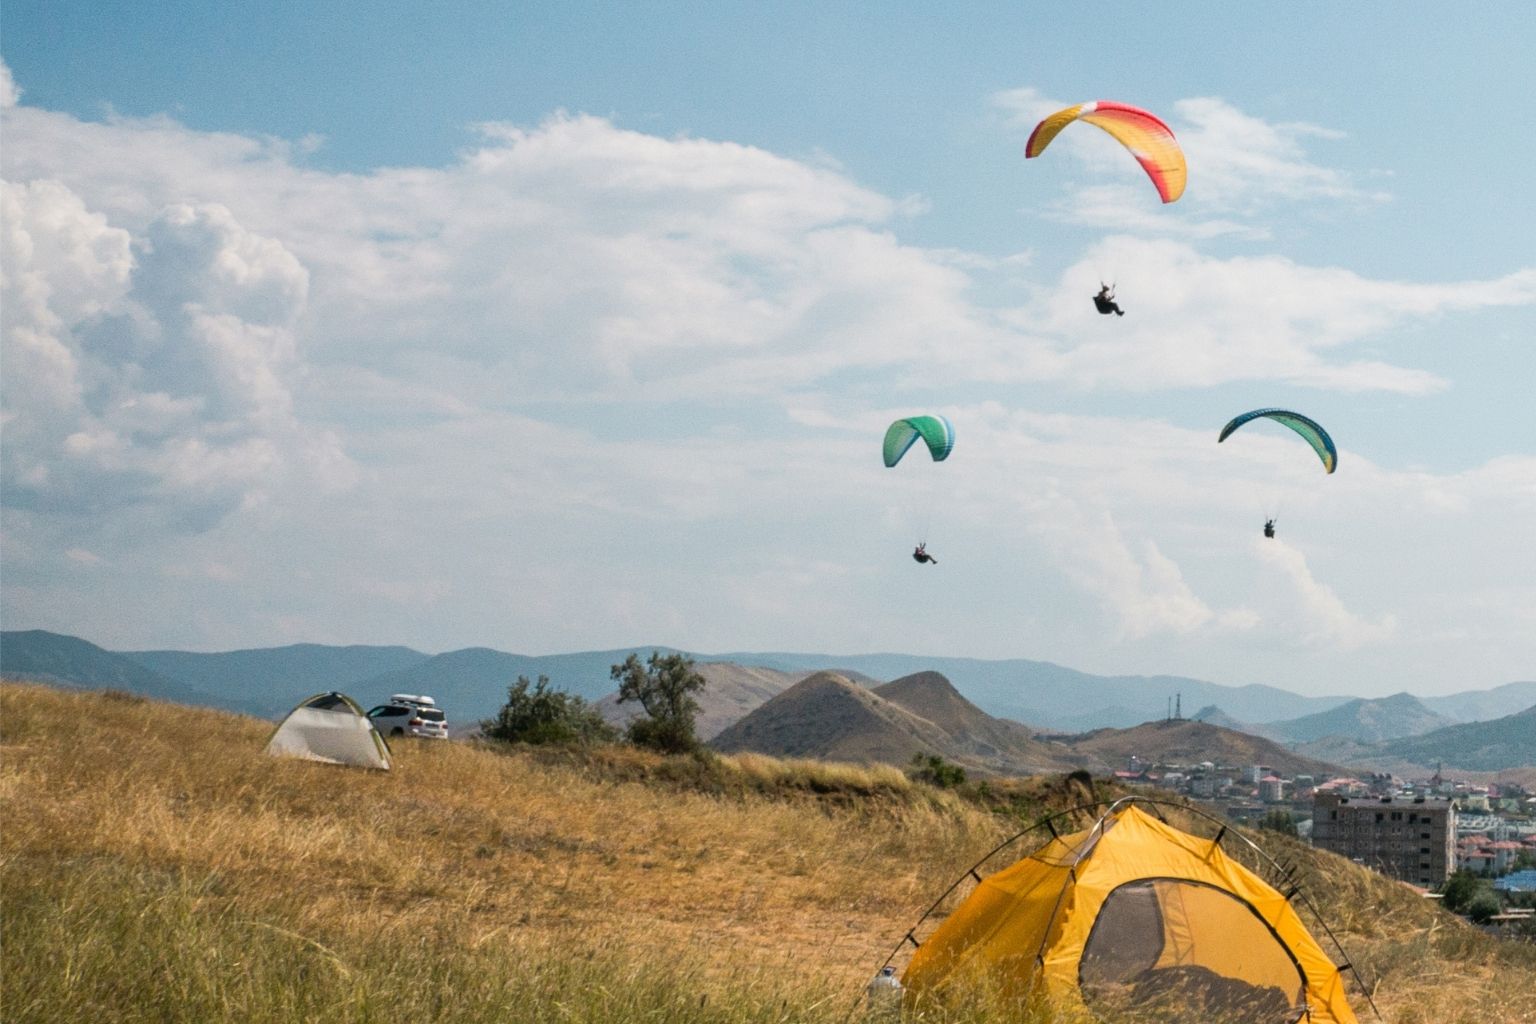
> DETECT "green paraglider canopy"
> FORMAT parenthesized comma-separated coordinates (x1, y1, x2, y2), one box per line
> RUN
(1218, 409, 1337, 474)
(883, 416, 955, 468)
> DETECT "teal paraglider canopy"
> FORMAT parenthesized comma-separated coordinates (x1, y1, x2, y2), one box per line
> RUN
(1218, 409, 1337, 474)
(883, 416, 956, 468)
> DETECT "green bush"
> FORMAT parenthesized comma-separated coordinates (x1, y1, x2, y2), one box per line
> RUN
(1465, 891, 1502, 925)
(482, 675, 617, 746)
(911, 754, 967, 789)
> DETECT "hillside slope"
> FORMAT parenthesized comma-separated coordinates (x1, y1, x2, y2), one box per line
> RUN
(872, 671, 1066, 767)
(125, 642, 430, 718)
(0, 630, 264, 716)
(711, 671, 1079, 775)
(1422, 680, 1536, 723)
(710, 671, 960, 764)
(17, 630, 1536, 738)
(1264, 692, 1456, 744)
(1377, 705, 1536, 772)
(4, 681, 1535, 1023)
(1058, 717, 1347, 778)
(714, 650, 1359, 728)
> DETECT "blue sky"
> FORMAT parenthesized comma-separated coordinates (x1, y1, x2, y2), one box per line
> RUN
(3, 3, 1533, 698)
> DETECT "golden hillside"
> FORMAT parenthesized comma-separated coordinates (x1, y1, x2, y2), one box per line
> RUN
(3, 681, 1533, 1023)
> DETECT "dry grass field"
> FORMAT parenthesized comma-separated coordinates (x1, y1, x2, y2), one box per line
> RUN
(3, 681, 1534, 1023)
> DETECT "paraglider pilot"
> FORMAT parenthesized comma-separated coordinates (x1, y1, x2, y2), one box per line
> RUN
(1263, 519, 1276, 539)
(913, 543, 938, 565)
(1093, 283, 1125, 317)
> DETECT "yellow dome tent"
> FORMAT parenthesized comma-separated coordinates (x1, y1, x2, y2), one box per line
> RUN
(893, 798, 1370, 1023)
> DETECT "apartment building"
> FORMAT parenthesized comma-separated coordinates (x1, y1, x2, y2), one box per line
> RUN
(1311, 793, 1457, 887)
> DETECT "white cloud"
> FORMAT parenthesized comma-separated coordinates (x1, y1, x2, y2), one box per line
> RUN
(1012, 235, 1534, 393)
(1039, 184, 1267, 241)
(1024, 496, 1253, 639)
(1173, 97, 1390, 210)
(0, 61, 18, 109)
(10, 93, 1525, 412)
(0, 179, 133, 416)
(1256, 539, 1397, 648)
(991, 87, 1066, 130)
(1, 177, 351, 538)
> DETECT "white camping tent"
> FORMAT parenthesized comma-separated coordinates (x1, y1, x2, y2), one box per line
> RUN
(265, 691, 392, 770)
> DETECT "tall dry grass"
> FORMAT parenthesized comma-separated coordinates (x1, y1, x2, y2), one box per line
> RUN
(1, 683, 998, 1022)
(3, 681, 1534, 1022)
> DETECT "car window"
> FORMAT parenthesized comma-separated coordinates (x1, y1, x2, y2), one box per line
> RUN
(369, 706, 407, 718)
(418, 709, 446, 722)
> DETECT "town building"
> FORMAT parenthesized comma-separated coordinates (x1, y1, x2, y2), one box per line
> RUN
(1495, 869, 1536, 893)
(1311, 793, 1457, 887)
(1259, 774, 1287, 804)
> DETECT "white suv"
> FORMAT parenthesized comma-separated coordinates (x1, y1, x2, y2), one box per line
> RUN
(366, 694, 448, 739)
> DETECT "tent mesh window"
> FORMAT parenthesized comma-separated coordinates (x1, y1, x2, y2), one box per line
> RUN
(1079, 878, 1306, 1024)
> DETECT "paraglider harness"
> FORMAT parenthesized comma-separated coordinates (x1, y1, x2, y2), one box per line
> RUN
(1263, 519, 1276, 539)
(1094, 283, 1125, 316)
(913, 543, 937, 565)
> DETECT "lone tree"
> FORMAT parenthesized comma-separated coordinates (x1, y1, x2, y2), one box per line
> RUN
(1258, 809, 1299, 837)
(483, 674, 616, 746)
(1441, 870, 1488, 914)
(611, 651, 706, 754)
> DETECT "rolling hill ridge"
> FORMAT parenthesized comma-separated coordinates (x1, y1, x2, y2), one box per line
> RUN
(5, 631, 1533, 760)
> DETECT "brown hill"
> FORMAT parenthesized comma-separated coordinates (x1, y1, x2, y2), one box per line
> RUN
(873, 671, 1067, 769)
(712, 671, 1076, 775)
(710, 671, 956, 763)
(1058, 717, 1346, 777)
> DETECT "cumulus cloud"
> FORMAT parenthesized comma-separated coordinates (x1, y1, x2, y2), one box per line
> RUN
(1256, 539, 1397, 648)
(1173, 97, 1389, 210)
(1011, 235, 1535, 393)
(1, 178, 351, 537)
(1022, 494, 1255, 640)
(9, 91, 1527, 410)
(6, 103, 991, 400)
(0, 179, 134, 416)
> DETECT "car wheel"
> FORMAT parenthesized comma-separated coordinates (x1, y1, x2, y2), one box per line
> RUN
(391, 727, 404, 736)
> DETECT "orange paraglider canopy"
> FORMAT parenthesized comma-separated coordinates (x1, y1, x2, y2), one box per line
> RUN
(1026, 100, 1186, 203)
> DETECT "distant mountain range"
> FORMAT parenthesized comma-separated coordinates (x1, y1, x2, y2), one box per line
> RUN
(595, 662, 861, 742)
(1258, 693, 1458, 745)
(0, 630, 271, 717)
(2, 630, 1532, 758)
(1310, 705, 1536, 775)
(707, 651, 1359, 730)
(708, 670, 1348, 779)
(128, 643, 429, 707)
